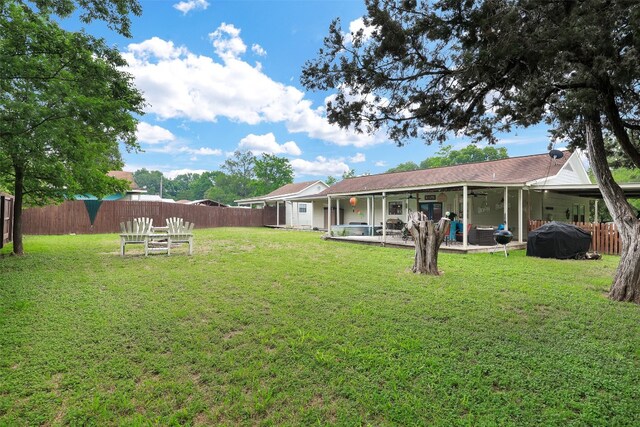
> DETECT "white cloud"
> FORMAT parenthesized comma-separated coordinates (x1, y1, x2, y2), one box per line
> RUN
(238, 132, 301, 156)
(345, 17, 377, 45)
(127, 37, 187, 61)
(136, 122, 176, 144)
(190, 147, 222, 155)
(123, 30, 384, 148)
(173, 0, 209, 14)
(290, 156, 350, 177)
(209, 23, 246, 61)
(252, 43, 267, 56)
(164, 168, 208, 179)
(375, 161, 387, 167)
(349, 152, 366, 163)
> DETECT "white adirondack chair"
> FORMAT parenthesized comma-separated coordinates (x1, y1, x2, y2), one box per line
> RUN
(119, 217, 153, 256)
(166, 217, 194, 255)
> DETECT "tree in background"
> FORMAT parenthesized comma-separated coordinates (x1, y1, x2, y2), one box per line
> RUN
(221, 150, 257, 200)
(170, 173, 198, 200)
(0, 2, 144, 255)
(303, 0, 640, 302)
(385, 161, 419, 173)
(133, 169, 164, 195)
(131, 154, 294, 206)
(20, 0, 141, 37)
(254, 154, 294, 195)
(341, 169, 356, 180)
(189, 172, 218, 200)
(325, 176, 338, 186)
(420, 145, 508, 169)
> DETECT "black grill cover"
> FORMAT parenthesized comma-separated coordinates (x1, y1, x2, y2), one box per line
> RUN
(526, 222, 591, 259)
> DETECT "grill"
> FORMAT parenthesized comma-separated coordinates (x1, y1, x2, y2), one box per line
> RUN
(492, 230, 513, 257)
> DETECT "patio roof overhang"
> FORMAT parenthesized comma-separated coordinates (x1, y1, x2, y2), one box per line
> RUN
(530, 183, 640, 198)
(317, 181, 527, 198)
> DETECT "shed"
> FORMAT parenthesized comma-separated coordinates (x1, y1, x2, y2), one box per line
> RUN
(526, 221, 592, 259)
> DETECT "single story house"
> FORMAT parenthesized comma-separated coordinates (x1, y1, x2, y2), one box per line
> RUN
(235, 180, 329, 228)
(264, 150, 640, 248)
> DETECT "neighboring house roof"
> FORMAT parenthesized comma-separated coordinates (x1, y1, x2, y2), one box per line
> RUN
(107, 170, 139, 190)
(236, 180, 328, 203)
(177, 199, 228, 207)
(318, 151, 573, 196)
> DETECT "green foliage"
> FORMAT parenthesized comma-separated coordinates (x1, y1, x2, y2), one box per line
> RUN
(342, 169, 356, 180)
(420, 145, 509, 168)
(302, 0, 640, 153)
(325, 175, 338, 185)
(0, 2, 144, 205)
(131, 153, 294, 205)
(384, 145, 508, 173)
(0, 1, 145, 254)
(22, 0, 142, 37)
(385, 161, 419, 173)
(253, 153, 294, 195)
(132, 169, 164, 195)
(590, 168, 640, 221)
(1, 229, 639, 425)
(221, 150, 257, 199)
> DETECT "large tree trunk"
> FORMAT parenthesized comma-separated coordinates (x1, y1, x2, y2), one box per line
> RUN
(12, 165, 24, 256)
(405, 212, 448, 275)
(585, 112, 640, 303)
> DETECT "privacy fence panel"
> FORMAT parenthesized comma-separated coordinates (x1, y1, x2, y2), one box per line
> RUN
(528, 220, 620, 255)
(1, 194, 14, 248)
(22, 201, 273, 235)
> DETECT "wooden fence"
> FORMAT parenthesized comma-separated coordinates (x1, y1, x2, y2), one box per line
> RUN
(1, 193, 14, 248)
(21, 200, 279, 235)
(528, 220, 621, 255)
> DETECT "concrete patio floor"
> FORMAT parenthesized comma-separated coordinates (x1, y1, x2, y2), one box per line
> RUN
(326, 234, 527, 254)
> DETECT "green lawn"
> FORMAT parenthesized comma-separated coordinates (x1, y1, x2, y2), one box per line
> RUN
(1, 228, 639, 426)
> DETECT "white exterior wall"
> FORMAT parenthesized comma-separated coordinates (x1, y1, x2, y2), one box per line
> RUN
(529, 191, 592, 222)
(286, 202, 313, 228)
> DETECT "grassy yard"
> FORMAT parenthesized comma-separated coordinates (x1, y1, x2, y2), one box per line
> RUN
(1, 228, 639, 426)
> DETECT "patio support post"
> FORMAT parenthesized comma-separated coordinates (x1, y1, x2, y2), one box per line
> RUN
(290, 201, 294, 227)
(371, 196, 376, 227)
(595, 200, 599, 223)
(276, 201, 280, 226)
(366, 196, 370, 225)
(336, 198, 341, 225)
(504, 187, 509, 231)
(327, 196, 332, 229)
(382, 192, 387, 244)
(518, 188, 523, 242)
(463, 186, 468, 249)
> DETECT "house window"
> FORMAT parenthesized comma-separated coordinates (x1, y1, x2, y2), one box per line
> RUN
(298, 203, 307, 213)
(388, 201, 403, 215)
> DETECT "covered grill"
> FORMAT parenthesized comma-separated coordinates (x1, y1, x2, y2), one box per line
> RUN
(492, 230, 513, 257)
(526, 222, 591, 259)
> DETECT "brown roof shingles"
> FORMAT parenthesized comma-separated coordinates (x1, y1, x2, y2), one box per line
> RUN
(107, 171, 138, 190)
(321, 151, 570, 195)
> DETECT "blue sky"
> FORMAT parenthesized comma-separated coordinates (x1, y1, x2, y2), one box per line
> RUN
(73, 0, 556, 180)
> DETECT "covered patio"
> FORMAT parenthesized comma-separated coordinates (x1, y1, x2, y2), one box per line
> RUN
(291, 151, 599, 249)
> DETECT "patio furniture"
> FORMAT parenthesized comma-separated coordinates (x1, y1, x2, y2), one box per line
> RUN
(119, 217, 153, 256)
(469, 226, 497, 246)
(166, 217, 195, 255)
